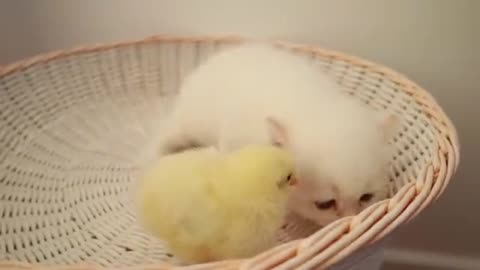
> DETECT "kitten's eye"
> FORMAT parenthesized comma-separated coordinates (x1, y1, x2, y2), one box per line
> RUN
(360, 193, 374, 203)
(314, 199, 336, 210)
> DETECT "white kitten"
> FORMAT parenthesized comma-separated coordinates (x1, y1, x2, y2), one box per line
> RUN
(158, 43, 400, 226)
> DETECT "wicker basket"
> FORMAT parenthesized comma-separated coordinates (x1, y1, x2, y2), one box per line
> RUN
(0, 35, 459, 270)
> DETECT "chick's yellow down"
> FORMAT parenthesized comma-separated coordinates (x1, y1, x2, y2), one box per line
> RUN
(136, 145, 296, 264)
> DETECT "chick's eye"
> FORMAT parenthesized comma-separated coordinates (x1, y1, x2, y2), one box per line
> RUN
(277, 173, 295, 188)
(315, 199, 336, 210)
(360, 193, 374, 203)
(285, 173, 297, 186)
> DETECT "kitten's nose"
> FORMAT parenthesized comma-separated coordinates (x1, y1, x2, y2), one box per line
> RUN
(339, 207, 359, 217)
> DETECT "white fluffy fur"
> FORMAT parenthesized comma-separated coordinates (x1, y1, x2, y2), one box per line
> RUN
(158, 43, 400, 226)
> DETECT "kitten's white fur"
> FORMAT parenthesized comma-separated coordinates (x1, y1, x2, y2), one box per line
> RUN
(158, 43, 400, 226)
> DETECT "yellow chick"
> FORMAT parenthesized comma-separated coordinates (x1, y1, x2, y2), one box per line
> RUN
(135, 144, 296, 264)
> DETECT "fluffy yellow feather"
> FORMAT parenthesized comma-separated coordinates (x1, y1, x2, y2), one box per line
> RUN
(135, 144, 296, 264)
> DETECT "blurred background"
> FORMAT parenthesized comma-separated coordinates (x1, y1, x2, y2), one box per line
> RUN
(0, 1, 478, 269)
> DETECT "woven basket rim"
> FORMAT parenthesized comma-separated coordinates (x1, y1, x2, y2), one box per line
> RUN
(0, 34, 461, 154)
(0, 34, 460, 270)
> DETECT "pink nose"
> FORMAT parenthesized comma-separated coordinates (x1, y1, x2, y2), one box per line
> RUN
(339, 208, 359, 217)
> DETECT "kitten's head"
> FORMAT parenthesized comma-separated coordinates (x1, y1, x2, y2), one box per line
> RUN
(265, 105, 400, 226)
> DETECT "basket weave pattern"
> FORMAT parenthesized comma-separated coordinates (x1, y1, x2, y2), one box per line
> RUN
(0, 36, 459, 269)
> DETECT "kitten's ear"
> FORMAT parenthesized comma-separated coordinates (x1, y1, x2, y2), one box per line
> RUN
(266, 116, 289, 147)
(377, 113, 401, 142)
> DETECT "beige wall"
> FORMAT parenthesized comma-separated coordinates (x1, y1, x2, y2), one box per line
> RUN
(1, 0, 478, 261)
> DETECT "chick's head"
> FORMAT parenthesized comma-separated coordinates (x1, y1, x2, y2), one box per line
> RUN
(222, 144, 297, 204)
